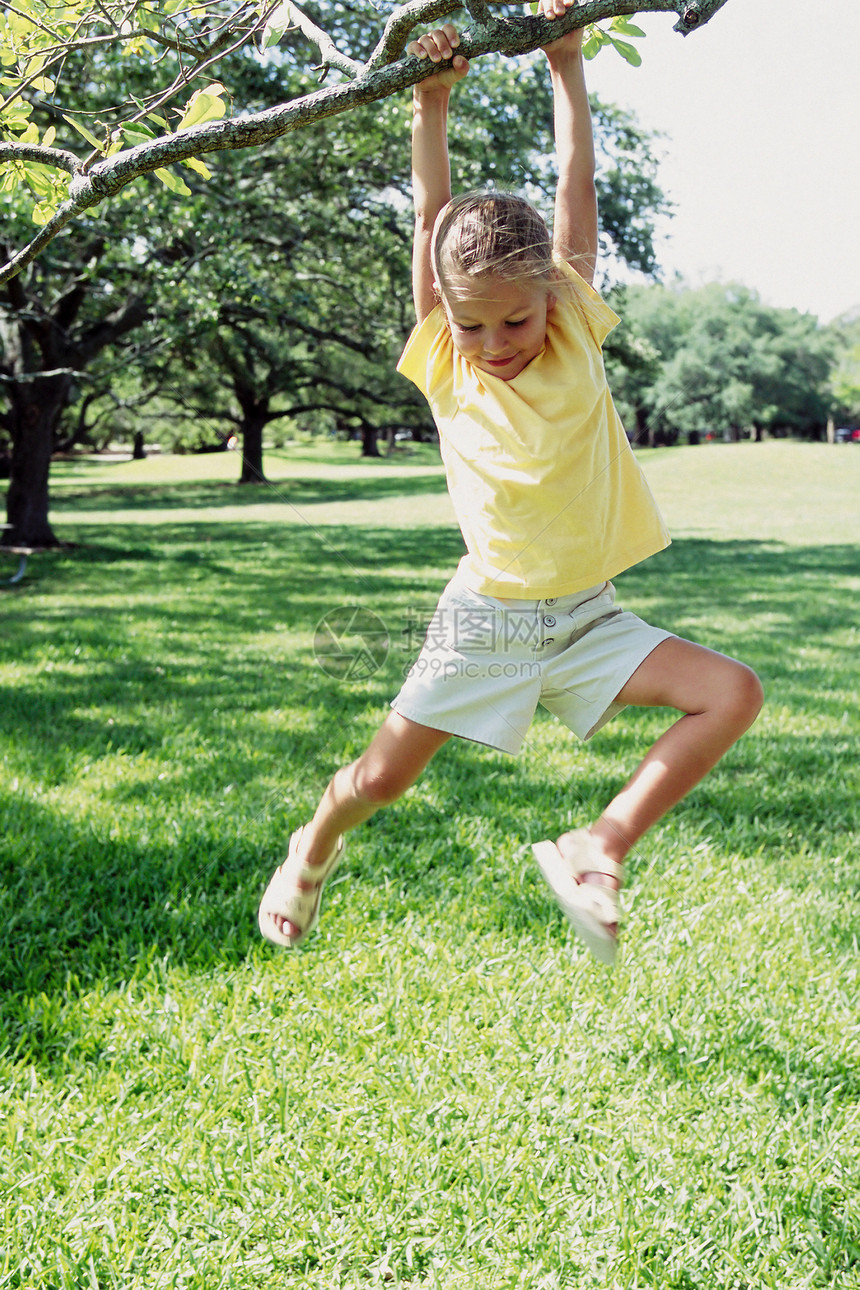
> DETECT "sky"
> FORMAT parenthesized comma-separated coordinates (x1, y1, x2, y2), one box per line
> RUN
(584, 0, 860, 324)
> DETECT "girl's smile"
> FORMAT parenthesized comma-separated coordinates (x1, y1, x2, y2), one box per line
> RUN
(441, 274, 556, 381)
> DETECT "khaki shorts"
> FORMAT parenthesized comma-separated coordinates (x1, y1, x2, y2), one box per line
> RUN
(391, 575, 673, 754)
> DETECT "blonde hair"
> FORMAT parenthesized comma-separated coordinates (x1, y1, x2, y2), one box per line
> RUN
(432, 190, 553, 293)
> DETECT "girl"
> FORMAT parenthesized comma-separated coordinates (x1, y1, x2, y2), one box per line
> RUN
(258, 3, 763, 964)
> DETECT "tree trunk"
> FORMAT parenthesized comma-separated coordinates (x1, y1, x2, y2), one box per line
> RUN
(361, 423, 381, 457)
(2, 266, 149, 545)
(629, 406, 650, 448)
(4, 376, 71, 546)
(238, 410, 267, 484)
(645, 410, 659, 449)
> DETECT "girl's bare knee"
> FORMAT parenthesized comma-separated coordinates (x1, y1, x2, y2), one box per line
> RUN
(349, 755, 413, 808)
(723, 661, 764, 731)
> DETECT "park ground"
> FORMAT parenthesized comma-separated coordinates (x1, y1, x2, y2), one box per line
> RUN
(1, 439, 859, 1288)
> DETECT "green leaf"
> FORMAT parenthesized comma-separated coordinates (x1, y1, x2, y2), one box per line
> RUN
(32, 200, 56, 226)
(610, 17, 647, 38)
(61, 113, 103, 151)
(25, 173, 51, 201)
(181, 155, 212, 179)
(2, 105, 33, 129)
(262, 2, 294, 50)
(582, 27, 608, 61)
(607, 36, 642, 67)
(175, 83, 227, 132)
(120, 123, 156, 147)
(23, 52, 47, 77)
(154, 166, 192, 196)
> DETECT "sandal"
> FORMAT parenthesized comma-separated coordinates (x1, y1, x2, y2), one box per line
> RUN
(258, 826, 346, 947)
(531, 828, 622, 965)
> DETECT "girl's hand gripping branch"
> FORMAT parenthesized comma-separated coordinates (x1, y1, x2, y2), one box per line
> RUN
(408, 24, 470, 96)
(539, 0, 586, 52)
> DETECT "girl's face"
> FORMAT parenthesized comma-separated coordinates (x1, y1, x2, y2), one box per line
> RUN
(440, 274, 556, 381)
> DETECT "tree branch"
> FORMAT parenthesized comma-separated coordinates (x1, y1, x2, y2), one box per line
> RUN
(277, 1, 364, 77)
(0, 142, 80, 174)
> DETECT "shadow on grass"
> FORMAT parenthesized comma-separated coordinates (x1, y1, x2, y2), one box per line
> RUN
(1, 521, 857, 1063)
(48, 471, 449, 514)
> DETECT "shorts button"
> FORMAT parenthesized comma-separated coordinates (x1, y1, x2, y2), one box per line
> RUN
(543, 614, 556, 627)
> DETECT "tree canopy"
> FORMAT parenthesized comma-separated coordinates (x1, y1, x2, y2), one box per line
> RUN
(605, 282, 836, 445)
(0, 0, 731, 283)
(828, 312, 860, 427)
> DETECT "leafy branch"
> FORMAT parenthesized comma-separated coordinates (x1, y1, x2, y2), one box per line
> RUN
(0, 0, 731, 284)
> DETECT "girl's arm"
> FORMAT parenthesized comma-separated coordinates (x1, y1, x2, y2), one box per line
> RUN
(406, 25, 469, 323)
(541, 0, 598, 283)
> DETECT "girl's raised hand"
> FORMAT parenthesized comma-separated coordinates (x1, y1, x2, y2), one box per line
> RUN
(538, 0, 585, 55)
(407, 24, 470, 94)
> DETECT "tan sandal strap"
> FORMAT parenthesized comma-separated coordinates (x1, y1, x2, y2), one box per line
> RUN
(285, 827, 344, 885)
(550, 831, 624, 886)
(583, 855, 624, 885)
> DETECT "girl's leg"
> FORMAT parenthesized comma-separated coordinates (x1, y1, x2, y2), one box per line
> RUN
(272, 711, 451, 940)
(559, 637, 764, 883)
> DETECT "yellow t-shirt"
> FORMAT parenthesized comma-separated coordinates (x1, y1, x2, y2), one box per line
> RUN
(396, 261, 670, 598)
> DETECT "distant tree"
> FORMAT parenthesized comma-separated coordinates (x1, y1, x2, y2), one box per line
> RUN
(827, 312, 860, 426)
(0, 224, 155, 545)
(603, 281, 681, 444)
(608, 282, 835, 445)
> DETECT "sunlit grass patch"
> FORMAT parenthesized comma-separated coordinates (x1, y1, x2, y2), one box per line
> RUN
(1, 442, 858, 1288)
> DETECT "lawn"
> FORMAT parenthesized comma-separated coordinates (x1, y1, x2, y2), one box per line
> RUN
(1, 440, 858, 1289)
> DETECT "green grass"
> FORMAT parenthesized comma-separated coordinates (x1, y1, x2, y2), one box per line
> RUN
(1, 441, 859, 1289)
